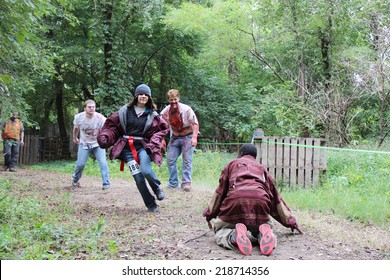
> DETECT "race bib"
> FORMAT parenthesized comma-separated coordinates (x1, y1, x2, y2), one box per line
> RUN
(127, 160, 141, 175)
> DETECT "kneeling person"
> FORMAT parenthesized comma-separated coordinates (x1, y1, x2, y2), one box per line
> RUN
(203, 144, 301, 256)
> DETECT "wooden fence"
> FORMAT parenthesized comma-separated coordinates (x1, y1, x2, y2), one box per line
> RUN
(18, 135, 40, 165)
(18, 135, 71, 165)
(254, 137, 327, 188)
(15, 135, 327, 189)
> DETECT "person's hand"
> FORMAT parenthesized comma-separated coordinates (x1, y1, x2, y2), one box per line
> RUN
(288, 216, 303, 234)
(202, 207, 213, 225)
(202, 208, 212, 229)
(20, 141, 24, 146)
(191, 136, 197, 147)
(202, 207, 209, 217)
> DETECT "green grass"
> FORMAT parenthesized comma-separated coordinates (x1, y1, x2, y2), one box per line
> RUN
(282, 150, 390, 225)
(30, 149, 235, 190)
(0, 177, 118, 260)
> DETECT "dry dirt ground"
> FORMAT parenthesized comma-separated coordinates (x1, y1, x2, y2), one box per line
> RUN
(1, 168, 389, 260)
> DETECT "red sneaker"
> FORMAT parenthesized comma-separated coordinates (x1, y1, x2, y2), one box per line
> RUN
(231, 223, 252, 256)
(259, 224, 276, 256)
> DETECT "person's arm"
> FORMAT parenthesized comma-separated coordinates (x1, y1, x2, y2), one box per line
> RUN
(203, 165, 230, 222)
(1, 122, 5, 141)
(191, 123, 199, 147)
(267, 172, 301, 233)
(20, 127, 24, 146)
(97, 112, 122, 149)
(73, 126, 80, 145)
(188, 108, 199, 147)
(160, 106, 169, 123)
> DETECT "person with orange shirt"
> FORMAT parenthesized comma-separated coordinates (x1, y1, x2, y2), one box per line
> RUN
(1, 112, 24, 172)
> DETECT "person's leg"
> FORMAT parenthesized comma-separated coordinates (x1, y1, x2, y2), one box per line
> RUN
(72, 144, 90, 185)
(258, 223, 276, 256)
(138, 149, 164, 200)
(181, 135, 195, 191)
(3, 139, 12, 169)
(212, 218, 252, 255)
(212, 218, 236, 250)
(166, 137, 181, 188)
(93, 146, 110, 189)
(8, 140, 20, 170)
(121, 146, 158, 211)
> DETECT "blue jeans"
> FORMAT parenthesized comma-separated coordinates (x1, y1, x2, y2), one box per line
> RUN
(167, 134, 195, 188)
(3, 139, 20, 168)
(121, 145, 160, 209)
(72, 144, 110, 187)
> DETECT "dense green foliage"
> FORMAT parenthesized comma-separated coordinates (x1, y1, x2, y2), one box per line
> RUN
(1, 0, 389, 146)
(1, 0, 388, 259)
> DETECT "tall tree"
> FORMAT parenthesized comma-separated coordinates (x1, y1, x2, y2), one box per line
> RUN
(0, 0, 54, 123)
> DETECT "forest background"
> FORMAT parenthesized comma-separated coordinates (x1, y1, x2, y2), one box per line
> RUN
(0, 0, 390, 262)
(1, 0, 389, 147)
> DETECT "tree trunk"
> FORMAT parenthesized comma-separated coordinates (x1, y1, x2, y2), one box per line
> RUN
(54, 63, 70, 158)
(157, 55, 168, 111)
(54, 64, 67, 139)
(369, 14, 389, 147)
(319, 0, 334, 87)
(39, 96, 55, 137)
(288, 0, 308, 136)
(100, 0, 116, 113)
(103, 0, 113, 81)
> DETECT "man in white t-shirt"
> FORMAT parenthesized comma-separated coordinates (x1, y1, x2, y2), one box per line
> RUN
(72, 100, 111, 190)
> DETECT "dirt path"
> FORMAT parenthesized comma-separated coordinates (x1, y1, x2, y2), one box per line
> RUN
(1, 168, 389, 260)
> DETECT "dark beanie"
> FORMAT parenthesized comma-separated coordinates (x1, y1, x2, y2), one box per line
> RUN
(134, 84, 151, 97)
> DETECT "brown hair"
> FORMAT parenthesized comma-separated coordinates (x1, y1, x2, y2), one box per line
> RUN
(84, 99, 96, 108)
(128, 96, 157, 111)
(166, 89, 180, 100)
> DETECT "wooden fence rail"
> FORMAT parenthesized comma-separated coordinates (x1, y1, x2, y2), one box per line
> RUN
(254, 137, 327, 188)
(18, 135, 71, 165)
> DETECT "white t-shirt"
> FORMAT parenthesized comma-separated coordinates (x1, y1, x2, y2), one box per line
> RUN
(73, 112, 106, 148)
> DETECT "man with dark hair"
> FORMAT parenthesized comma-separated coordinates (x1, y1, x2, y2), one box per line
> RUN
(203, 143, 301, 256)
